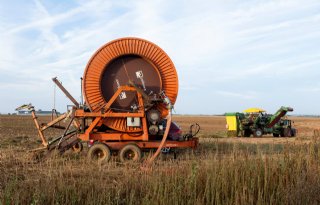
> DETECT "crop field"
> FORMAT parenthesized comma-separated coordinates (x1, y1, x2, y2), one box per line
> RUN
(0, 115, 320, 204)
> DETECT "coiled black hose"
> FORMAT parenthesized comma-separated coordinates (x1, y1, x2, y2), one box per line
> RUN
(183, 123, 200, 140)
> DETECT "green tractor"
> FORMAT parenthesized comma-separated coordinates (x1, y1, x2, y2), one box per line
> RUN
(225, 106, 296, 137)
(272, 118, 296, 137)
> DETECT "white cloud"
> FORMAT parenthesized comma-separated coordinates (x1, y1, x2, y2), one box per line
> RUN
(0, 0, 320, 114)
(216, 90, 256, 99)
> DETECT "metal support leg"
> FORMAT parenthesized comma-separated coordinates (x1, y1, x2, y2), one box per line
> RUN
(31, 110, 48, 147)
(58, 117, 74, 147)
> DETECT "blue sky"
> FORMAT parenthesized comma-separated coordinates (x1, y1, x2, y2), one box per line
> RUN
(0, 0, 320, 115)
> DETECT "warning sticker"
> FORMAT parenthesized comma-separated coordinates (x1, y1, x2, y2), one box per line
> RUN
(136, 71, 143, 78)
(119, 92, 127, 100)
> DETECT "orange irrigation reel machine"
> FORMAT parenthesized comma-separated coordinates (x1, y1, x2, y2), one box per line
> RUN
(19, 37, 199, 163)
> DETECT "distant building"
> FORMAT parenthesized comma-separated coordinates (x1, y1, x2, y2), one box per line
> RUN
(17, 109, 60, 115)
(17, 110, 32, 115)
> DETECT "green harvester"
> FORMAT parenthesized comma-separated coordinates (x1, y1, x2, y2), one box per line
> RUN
(225, 106, 296, 137)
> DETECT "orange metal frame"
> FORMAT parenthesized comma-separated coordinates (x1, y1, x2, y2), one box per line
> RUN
(103, 139, 198, 151)
(76, 85, 149, 142)
(30, 85, 198, 151)
(74, 85, 198, 150)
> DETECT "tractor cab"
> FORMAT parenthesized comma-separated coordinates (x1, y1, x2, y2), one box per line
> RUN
(273, 118, 296, 137)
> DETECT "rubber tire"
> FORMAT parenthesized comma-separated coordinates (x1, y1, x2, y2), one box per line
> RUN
(72, 142, 83, 153)
(283, 128, 292, 137)
(273, 133, 280, 137)
(254, 129, 263, 137)
(87, 143, 111, 163)
(119, 144, 142, 163)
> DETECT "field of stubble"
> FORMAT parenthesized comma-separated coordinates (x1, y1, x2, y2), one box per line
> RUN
(0, 115, 320, 204)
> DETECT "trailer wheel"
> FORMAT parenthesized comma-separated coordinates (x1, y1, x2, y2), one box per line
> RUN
(254, 129, 263, 137)
(119, 144, 142, 163)
(87, 143, 111, 163)
(72, 142, 83, 153)
(273, 133, 279, 137)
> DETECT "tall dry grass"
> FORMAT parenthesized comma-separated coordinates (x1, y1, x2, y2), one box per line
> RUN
(1, 115, 320, 204)
(0, 138, 319, 205)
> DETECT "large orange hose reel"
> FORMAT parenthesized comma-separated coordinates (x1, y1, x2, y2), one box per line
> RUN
(83, 37, 179, 132)
(25, 37, 198, 162)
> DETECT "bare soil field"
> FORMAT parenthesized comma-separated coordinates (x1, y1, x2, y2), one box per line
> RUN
(0, 115, 319, 204)
(1, 115, 317, 149)
(173, 115, 319, 142)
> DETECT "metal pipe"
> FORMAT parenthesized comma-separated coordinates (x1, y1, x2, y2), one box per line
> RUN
(40, 113, 68, 131)
(57, 117, 74, 147)
(31, 109, 48, 147)
(52, 77, 80, 108)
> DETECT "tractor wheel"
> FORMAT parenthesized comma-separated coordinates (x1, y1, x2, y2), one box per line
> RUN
(273, 133, 280, 137)
(87, 143, 111, 163)
(254, 129, 263, 137)
(119, 144, 142, 163)
(72, 142, 83, 153)
(283, 128, 292, 137)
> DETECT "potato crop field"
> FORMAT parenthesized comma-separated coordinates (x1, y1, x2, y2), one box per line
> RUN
(0, 115, 320, 204)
